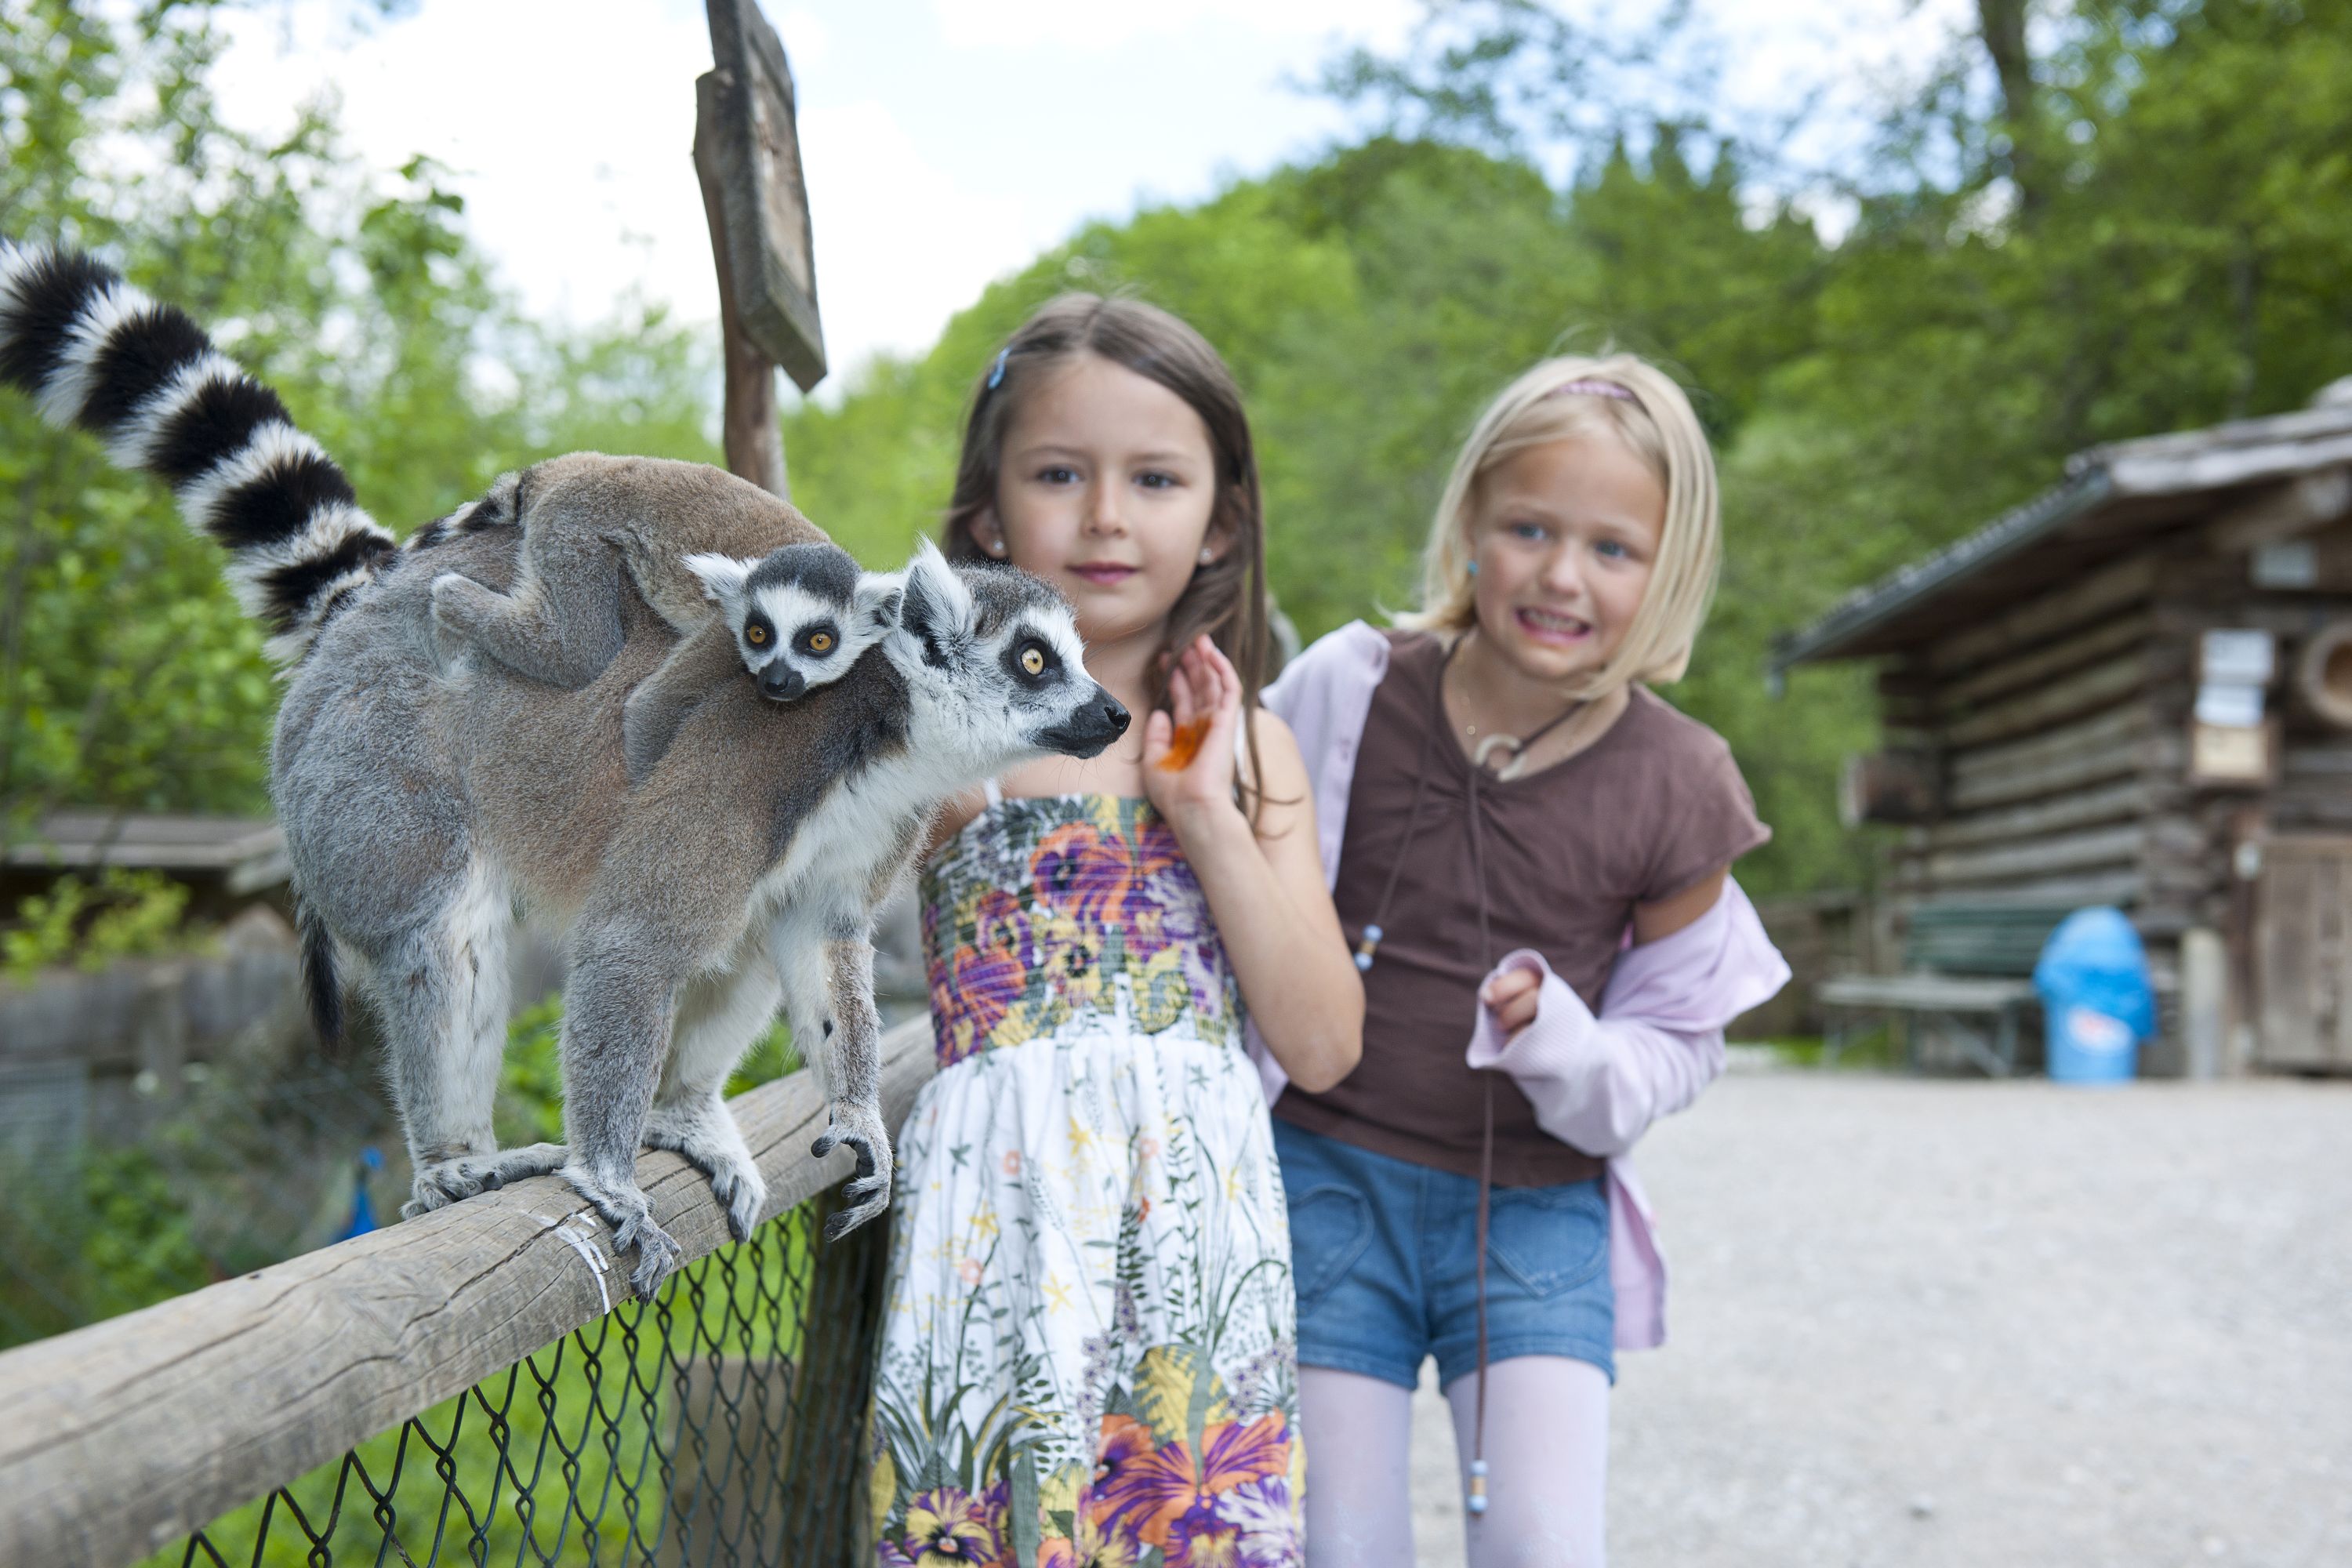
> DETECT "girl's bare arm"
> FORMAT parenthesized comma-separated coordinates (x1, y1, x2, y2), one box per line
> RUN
(1145, 638, 1364, 1092)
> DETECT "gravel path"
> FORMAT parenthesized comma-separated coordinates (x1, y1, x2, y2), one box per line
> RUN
(1401, 1066, 2352, 1567)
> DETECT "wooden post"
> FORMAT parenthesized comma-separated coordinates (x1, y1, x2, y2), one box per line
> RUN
(695, 0, 827, 502)
(2180, 927, 2227, 1080)
(779, 1184, 892, 1566)
(695, 71, 789, 500)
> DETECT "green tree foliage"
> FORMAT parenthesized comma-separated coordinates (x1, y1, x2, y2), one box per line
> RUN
(786, 0, 2352, 896)
(1, 868, 203, 981)
(9, 1, 2350, 903)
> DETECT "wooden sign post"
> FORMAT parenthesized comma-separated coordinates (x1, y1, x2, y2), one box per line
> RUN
(696, 0, 826, 499)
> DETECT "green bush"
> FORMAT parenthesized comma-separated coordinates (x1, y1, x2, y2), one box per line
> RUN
(1, 869, 205, 982)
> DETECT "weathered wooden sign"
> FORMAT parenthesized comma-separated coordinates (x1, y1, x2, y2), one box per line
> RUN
(695, 0, 823, 496)
(702, 0, 825, 390)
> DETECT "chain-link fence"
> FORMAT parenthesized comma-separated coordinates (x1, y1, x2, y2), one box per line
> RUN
(0, 1020, 932, 1568)
(172, 1184, 887, 1568)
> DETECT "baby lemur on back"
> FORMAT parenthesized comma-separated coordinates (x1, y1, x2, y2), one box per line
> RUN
(0, 241, 1134, 1295)
(429, 481, 896, 776)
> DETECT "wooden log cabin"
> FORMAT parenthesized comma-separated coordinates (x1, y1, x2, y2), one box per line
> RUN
(1773, 379, 2352, 1076)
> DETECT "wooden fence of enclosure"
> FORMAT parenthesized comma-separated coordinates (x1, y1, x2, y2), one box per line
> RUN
(0, 1020, 935, 1568)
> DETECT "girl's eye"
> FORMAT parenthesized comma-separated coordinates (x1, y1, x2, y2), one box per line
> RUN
(1021, 646, 1046, 676)
(1595, 539, 1632, 561)
(1507, 521, 1547, 542)
(1136, 470, 1176, 490)
(745, 624, 768, 645)
(808, 631, 834, 652)
(1036, 465, 1079, 485)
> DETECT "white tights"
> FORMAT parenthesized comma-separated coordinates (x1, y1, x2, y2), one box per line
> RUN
(1298, 1359, 1610, 1568)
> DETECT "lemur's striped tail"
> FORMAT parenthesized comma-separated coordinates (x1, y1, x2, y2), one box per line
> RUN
(0, 241, 397, 662)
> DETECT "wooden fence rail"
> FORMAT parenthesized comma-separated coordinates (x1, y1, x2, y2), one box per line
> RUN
(0, 1018, 937, 1568)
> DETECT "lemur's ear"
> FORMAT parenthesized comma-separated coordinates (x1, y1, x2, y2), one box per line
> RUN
(855, 571, 905, 637)
(896, 542, 975, 670)
(682, 553, 754, 604)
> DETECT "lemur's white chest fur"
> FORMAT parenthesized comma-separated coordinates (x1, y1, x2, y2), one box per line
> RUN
(753, 768, 926, 923)
(746, 696, 980, 936)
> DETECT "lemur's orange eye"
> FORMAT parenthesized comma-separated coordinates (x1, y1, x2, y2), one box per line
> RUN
(746, 624, 769, 646)
(809, 632, 834, 653)
(1021, 647, 1046, 676)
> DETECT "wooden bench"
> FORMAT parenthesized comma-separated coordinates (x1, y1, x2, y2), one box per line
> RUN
(1818, 905, 2067, 1076)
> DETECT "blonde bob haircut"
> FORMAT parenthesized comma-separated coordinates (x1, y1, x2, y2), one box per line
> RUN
(1398, 353, 1720, 695)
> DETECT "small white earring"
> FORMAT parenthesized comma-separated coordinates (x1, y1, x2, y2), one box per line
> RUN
(1199, 546, 1214, 564)
(987, 538, 1006, 556)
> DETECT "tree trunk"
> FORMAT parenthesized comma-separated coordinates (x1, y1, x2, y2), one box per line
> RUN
(1977, 0, 2043, 220)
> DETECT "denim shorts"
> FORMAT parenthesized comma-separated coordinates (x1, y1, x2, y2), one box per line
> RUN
(1274, 1117, 1614, 1389)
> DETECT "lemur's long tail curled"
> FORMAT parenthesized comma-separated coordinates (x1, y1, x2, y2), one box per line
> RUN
(0, 241, 397, 662)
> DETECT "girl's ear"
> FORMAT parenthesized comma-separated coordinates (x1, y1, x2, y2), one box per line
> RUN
(967, 508, 1008, 561)
(681, 553, 753, 604)
(1196, 506, 1239, 568)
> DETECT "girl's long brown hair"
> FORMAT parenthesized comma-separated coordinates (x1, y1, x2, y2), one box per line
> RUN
(942, 293, 1276, 818)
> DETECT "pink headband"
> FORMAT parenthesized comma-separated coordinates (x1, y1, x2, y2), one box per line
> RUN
(1544, 379, 1635, 401)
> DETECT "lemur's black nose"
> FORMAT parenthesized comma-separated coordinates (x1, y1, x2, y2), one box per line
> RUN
(760, 664, 807, 702)
(1099, 699, 1131, 737)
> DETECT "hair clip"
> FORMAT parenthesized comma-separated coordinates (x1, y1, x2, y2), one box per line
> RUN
(986, 347, 1010, 390)
(1545, 379, 1635, 401)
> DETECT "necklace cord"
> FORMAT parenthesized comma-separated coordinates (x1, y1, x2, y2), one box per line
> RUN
(1466, 738, 1495, 1510)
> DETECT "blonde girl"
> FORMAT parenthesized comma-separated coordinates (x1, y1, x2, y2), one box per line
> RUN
(1262, 355, 1790, 1567)
(866, 296, 1363, 1568)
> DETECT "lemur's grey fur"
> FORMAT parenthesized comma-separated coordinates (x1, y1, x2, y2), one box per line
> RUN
(0, 241, 1131, 1294)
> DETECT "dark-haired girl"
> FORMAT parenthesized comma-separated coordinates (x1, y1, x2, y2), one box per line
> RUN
(866, 296, 1362, 1568)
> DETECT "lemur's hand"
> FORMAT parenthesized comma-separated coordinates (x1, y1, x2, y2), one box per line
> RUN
(1480, 966, 1543, 1036)
(1142, 634, 1243, 831)
(813, 1099, 894, 1240)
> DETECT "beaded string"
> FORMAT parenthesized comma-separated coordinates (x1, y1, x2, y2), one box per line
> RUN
(1350, 633, 1589, 1519)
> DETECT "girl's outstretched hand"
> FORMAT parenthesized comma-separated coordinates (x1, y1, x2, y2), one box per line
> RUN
(1142, 633, 1242, 829)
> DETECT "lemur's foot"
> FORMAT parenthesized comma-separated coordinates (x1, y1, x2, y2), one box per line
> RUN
(429, 572, 494, 659)
(559, 1160, 681, 1299)
(644, 1103, 768, 1243)
(811, 1099, 893, 1240)
(401, 1143, 568, 1218)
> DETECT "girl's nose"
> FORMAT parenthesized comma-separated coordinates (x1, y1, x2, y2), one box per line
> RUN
(1084, 482, 1125, 535)
(1537, 543, 1585, 596)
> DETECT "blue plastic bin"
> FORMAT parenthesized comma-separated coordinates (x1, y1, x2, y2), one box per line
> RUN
(2032, 907, 2155, 1084)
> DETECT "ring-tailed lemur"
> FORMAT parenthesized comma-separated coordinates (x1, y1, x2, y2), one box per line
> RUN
(0, 241, 1131, 1294)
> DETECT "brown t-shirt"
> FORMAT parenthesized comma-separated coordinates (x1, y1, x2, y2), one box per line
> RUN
(1275, 631, 1771, 1186)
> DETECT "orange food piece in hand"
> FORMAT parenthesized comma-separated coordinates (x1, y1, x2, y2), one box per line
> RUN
(1159, 717, 1210, 771)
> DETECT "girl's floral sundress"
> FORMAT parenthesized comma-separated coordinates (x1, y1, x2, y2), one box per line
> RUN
(868, 791, 1303, 1568)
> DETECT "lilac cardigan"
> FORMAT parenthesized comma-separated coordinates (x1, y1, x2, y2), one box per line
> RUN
(1250, 622, 1790, 1350)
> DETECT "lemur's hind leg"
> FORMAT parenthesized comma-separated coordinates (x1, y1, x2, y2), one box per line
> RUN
(556, 918, 695, 1298)
(772, 909, 891, 1240)
(367, 861, 561, 1218)
(430, 534, 630, 689)
(644, 940, 781, 1242)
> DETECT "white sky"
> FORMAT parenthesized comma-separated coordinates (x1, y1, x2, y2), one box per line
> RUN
(207, 0, 1974, 397)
